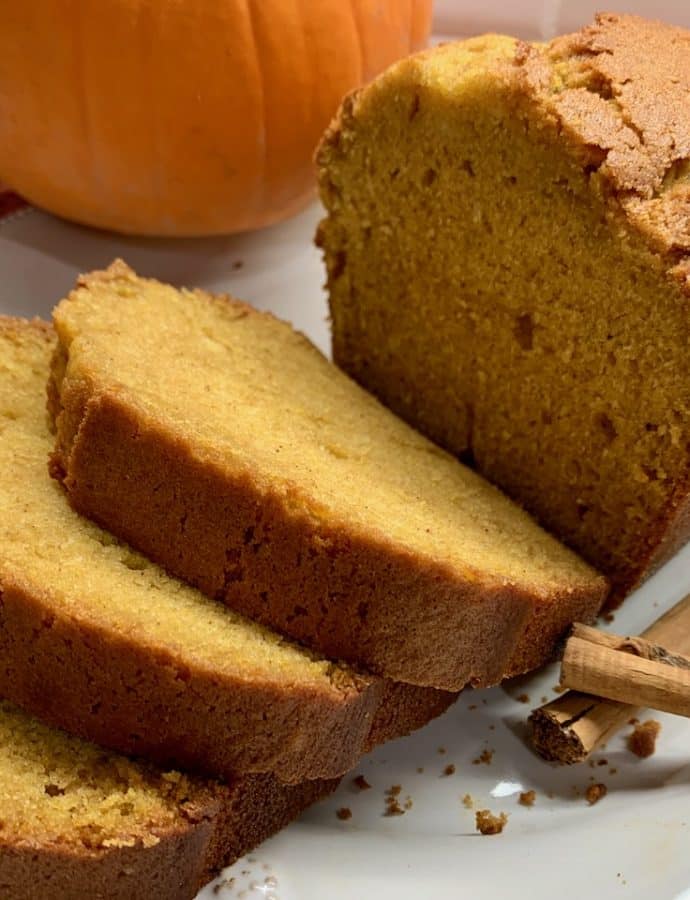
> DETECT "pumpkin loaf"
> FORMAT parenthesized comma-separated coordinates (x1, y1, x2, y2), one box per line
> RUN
(317, 13, 690, 602)
(0, 698, 335, 900)
(50, 262, 607, 691)
(0, 319, 454, 785)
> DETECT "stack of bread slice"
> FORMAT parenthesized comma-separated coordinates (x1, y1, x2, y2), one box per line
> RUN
(0, 262, 606, 896)
(0, 318, 455, 898)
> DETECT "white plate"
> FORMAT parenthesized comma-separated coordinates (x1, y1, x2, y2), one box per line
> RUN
(1, 199, 689, 900)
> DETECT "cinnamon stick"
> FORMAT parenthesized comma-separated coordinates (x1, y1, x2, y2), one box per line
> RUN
(561, 624, 690, 715)
(530, 592, 690, 763)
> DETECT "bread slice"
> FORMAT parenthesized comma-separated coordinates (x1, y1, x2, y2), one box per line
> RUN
(0, 319, 454, 784)
(317, 13, 690, 602)
(50, 263, 607, 691)
(0, 698, 334, 900)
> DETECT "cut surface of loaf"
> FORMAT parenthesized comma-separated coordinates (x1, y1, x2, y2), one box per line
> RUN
(0, 319, 454, 784)
(51, 263, 606, 691)
(317, 13, 690, 602)
(0, 698, 335, 900)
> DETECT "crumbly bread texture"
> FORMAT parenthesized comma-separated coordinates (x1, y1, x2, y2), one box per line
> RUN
(50, 262, 606, 691)
(317, 13, 690, 603)
(0, 319, 454, 784)
(0, 699, 335, 900)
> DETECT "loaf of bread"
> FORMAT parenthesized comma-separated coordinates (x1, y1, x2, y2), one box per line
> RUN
(50, 262, 607, 691)
(0, 318, 454, 784)
(0, 698, 334, 900)
(317, 13, 690, 602)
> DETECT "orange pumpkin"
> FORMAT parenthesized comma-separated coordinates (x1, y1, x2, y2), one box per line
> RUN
(0, 0, 432, 236)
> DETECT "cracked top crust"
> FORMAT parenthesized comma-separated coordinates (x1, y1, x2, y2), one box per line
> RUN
(516, 13, 690, 286)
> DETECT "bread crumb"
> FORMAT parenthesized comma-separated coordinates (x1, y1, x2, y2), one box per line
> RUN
(540, 695, 548, 703)
(489, 724, 495, 731)
(384, 799, 404, 817)
(213, 877, 235, 895)
(628, 719, 661, 758)
(518, 790, 536, 807)
(475, 810, 508, 835)
(553, 684, 566, 694)
(515, 693, 530, 703)
(609, 768, 618, 775)
(384, 785, 406, 817)
(353, 774, 371, 791)
(472, 748, 494, 765)
(437, 746, 446, 755)
(416, 767, 424, 774)
(404, 796, 413, 810)
(628, 717, 639, 726)
(602, 611, 615, 624)
(462, 793, 474, 809)
(232, 260, 243, 270)
(336, 807, 352, 820)
(585, 783, 607, 805)
(442, 764, 456, 776)
(468, 704, 478, 711)
(597, 758, 608, 766)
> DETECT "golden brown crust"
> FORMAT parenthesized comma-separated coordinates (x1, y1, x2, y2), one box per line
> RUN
(0, 831, 210, 900)
(0, 774, 335, 900)
(0, 570, 454, 784)
(51, 364, 605, 691)
(511, 13, 690, 589)
(364, 680, 457, 750)
(517, 13, 690, 281)
(0, 318, 54, 341)
(624, 474, 690, 599)
(193, 774, 337, 895)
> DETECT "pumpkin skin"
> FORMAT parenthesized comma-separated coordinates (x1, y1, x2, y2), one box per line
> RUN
(0, 0, 432, 236)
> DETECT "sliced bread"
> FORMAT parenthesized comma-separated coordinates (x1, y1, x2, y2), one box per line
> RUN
(0, 698, 334, 900)
(50, 262, 607, 690)
(0, 319, 454, 783)
(317, 14, 690, 601)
